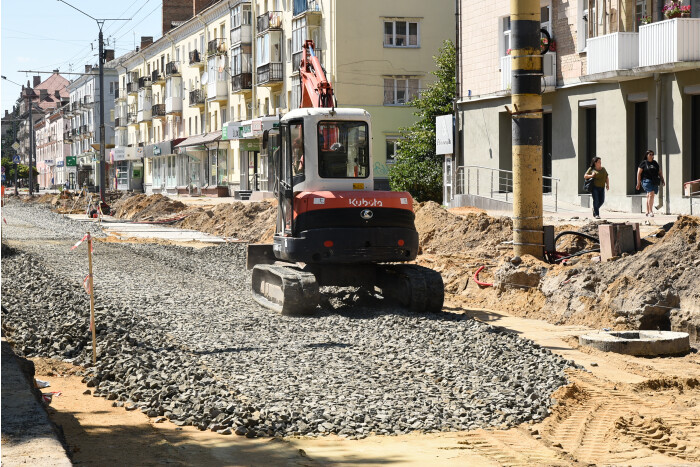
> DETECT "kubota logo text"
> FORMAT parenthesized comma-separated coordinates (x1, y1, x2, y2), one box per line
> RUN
(348, 198, 383, 207)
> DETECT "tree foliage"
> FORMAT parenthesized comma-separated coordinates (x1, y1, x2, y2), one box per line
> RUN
(2, 157, 37, 181)
(389, 40, 455, 203)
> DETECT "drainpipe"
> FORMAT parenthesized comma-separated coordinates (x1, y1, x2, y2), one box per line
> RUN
(654, 73, 668, 213)
(452, 0, 461, 204)
(251, 0, 257, 119)
(196, 16, 209, 133)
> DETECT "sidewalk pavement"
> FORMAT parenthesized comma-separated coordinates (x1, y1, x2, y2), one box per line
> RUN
(1, 335, 71, 466)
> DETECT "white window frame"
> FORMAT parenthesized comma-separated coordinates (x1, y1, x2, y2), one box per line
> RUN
(383, 20, 420, 48)
(383, 77, 420, 106)
(385, 137, 399, 163)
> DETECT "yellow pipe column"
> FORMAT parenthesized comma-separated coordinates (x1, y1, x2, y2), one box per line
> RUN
(510, 0, 543, 259)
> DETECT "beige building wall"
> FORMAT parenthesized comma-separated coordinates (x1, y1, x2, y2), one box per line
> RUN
(457, 0, 700, 214)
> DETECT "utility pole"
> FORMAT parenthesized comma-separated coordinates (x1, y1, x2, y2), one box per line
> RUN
(57, 0, 129, 203)
(27, 91, 36, 195)
(510, 0, 543, 259)
(98, 26, 106, 203)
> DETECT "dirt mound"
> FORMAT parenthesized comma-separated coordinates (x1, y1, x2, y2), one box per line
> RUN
(175, 200, 277, 242)
(539, 215, 700, 331)
(415, 201, 512, 256)
(111, 193, 187, 221)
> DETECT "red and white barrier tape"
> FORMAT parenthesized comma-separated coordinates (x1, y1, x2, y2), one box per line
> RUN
(71, 233, 89, 250)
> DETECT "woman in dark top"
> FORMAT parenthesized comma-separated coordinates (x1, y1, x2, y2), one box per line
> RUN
(584, 156, 609, 219)
(636, 150, 665, 217)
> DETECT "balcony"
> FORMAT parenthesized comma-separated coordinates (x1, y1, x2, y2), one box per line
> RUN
(138, 76, 152, 89)
(138, 107, 152, 123)
(189, 50, 204, 67)
(152, 70, 165, 84)
(231, 73, 252, 92)
(152, 103, 166, 119)
(82, 96, 93, 106)
(500, 53, 556, 91)
(71, 102, 78, 111)
(292, 48, 323, 74)
(231, 24, 253, 45)
(127, 112, 137, 124)
(639, 18, 700, 68)
(115, 88, 126, 101)
(63, 131, 72, 141)
(293, 0, 322, 25)
(257, 62, 283, 85)
(189, 88, 206, 107)
(126, 82, 138, 95)
(208, 38, 227, 55)
(165, 96, 182, 115)
(586, 33, 639, 75)
(165, 61, 180, 77)
(257, 11, 282, 33)
(115, 117, 125, 129)
(207, 77, 229, 101)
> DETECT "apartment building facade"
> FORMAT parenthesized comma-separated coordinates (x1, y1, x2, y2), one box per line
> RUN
(66, 64, 119, 190)
(34, 108, 70, 189)
(15, 73, 69, 170)
(114, 0, 453, 196)
(455, 0, 700, 214)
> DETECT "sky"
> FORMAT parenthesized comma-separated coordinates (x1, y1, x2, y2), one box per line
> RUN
(1, 0, 163, 114)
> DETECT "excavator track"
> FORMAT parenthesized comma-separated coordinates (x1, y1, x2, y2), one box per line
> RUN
(251, 264, 320, 316)
(378, 264, 444, 313)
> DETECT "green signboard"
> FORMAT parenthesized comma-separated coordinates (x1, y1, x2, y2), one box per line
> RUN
(66, 156, 77, 167)
(222, 126, 228, 140)
(240, 139, 260, 151)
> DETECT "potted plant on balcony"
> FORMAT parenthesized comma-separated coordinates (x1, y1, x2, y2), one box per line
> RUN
(662, 0, 690, 19)
(641, 15, 653, 25)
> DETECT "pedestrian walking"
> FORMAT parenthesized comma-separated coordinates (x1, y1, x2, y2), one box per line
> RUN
(584, 157, 609, 219)
(636, 150, 665, 217)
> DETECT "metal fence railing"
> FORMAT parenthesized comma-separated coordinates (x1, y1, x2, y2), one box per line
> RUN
(456, 165, 560, 212)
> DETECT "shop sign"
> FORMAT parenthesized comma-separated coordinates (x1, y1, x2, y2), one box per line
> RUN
(57, 160, 65, 167)
(240, 139, 260, 151)
(241, 120, 253, 138)
(136, 147, 144, 158)
(66, 156, 77, 167)
(113, 147, 126, 161)
(124, 146, 138, 160)
(154, 146, 161, 156)
(252, 120, 263, 132)
(45, 159, 54, 166)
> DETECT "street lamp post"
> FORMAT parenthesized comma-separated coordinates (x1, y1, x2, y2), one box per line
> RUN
(56, 0, 129, 203)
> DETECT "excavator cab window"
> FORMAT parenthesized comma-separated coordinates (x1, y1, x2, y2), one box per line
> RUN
(317, 121, 369, 179)
(290, 121, 305, 185)
(277, 123, 294, 235)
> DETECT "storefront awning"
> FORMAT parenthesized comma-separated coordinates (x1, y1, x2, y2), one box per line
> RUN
(175, 131, 222, 149)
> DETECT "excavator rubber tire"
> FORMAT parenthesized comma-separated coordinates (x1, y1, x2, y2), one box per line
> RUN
(378, 264, 444, 313)
(251, 264, 320, 316)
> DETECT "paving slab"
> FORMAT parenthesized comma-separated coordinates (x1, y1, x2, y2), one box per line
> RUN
(63, 214, 228, 243)
(1, 337, 72, 467)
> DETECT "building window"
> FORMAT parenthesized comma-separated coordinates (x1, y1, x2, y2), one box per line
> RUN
(384, 20, 419, 47)
(386, 137, 399, 163)
(635, 0, 648, 30)
(383, 77, 420, 105)
(500, 16, 511, 56)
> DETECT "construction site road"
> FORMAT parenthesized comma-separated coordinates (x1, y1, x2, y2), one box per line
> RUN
(2, 199, 700, 466)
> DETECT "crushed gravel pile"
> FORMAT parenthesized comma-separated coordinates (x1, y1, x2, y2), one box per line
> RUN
(1, 201, 576, 439)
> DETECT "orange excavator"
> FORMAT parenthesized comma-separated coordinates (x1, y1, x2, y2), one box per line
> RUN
(247, 40, 443, 315)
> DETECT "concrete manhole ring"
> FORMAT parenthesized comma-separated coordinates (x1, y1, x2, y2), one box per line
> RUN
(579, 330, 690, 356)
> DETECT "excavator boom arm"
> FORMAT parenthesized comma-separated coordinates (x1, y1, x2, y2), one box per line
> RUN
(299, 40, 334, 108)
